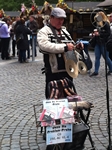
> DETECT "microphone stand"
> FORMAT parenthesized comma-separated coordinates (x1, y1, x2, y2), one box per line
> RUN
(104, 44, 112, 150)
(90, 9, 112, 149)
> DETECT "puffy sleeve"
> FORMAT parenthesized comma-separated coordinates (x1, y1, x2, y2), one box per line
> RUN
(37, 26, 66, 54)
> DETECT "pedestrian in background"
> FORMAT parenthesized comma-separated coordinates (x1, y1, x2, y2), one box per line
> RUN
(90, 11, 112, 76)
(27, 15, 38, 57)
(107, 13, 112, 60)
(11, 16, 20, 57)
(0, 18, 11, 60)
(15, 18, 32, 63)
(24, 16, 31, 60)
(6, 18, 12, 57)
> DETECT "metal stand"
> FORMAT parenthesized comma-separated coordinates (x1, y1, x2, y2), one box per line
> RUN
(104, 45, 112, 150)
(32, 33, 36, 62)
(79, 109, 95, 149)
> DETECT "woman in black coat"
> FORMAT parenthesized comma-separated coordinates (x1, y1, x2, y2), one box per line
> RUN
(90, 11, 112, 76)
(15, 18, 32, 63)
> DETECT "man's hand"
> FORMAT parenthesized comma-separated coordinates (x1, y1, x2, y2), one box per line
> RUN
(76, 42, 84, 50)
(66, 43, 74, 51)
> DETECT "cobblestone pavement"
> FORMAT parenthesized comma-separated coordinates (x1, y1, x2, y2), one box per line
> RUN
(0, 49, 112, 150)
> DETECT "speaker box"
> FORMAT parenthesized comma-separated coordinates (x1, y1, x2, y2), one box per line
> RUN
(46, 122, 89, 150)
(64, 122, 89, 150)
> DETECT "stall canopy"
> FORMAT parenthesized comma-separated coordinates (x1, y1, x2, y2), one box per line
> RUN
(5, 11, 20, 17)
(66, 1, 100, 12)
(97, 0, 112, 7)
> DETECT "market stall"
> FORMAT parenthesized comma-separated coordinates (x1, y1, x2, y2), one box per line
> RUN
(56, 1, 101, 41)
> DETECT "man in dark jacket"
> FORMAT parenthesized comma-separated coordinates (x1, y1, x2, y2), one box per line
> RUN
(27, 15, 38, 57)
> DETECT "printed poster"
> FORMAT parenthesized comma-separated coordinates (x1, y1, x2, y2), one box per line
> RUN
(43, 99, 68, 119)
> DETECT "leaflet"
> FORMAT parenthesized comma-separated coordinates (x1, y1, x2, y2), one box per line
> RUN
(39, 99, 68, 126)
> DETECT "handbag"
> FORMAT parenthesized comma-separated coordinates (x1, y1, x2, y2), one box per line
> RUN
(16, 33, 24, 43)
(83, 53, 93, 70)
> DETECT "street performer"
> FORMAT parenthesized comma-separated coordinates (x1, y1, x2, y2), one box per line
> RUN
(37, 7, 83, 98)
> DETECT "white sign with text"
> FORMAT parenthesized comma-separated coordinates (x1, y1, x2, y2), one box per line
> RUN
(46, 124, 72, 145)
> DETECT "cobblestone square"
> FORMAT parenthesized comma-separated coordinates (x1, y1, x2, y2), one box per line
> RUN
(0, 49, 112, 150)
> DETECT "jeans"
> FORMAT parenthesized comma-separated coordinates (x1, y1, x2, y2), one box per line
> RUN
(94, 44, 112, 73)
(12, 39, 16, 56)
(27, 40, 30, 59)
(30, 34, 37, 56)
(19, 50, 26, 62)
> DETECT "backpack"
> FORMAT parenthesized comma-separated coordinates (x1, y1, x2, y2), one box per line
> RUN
(0, 23, 4, 28)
